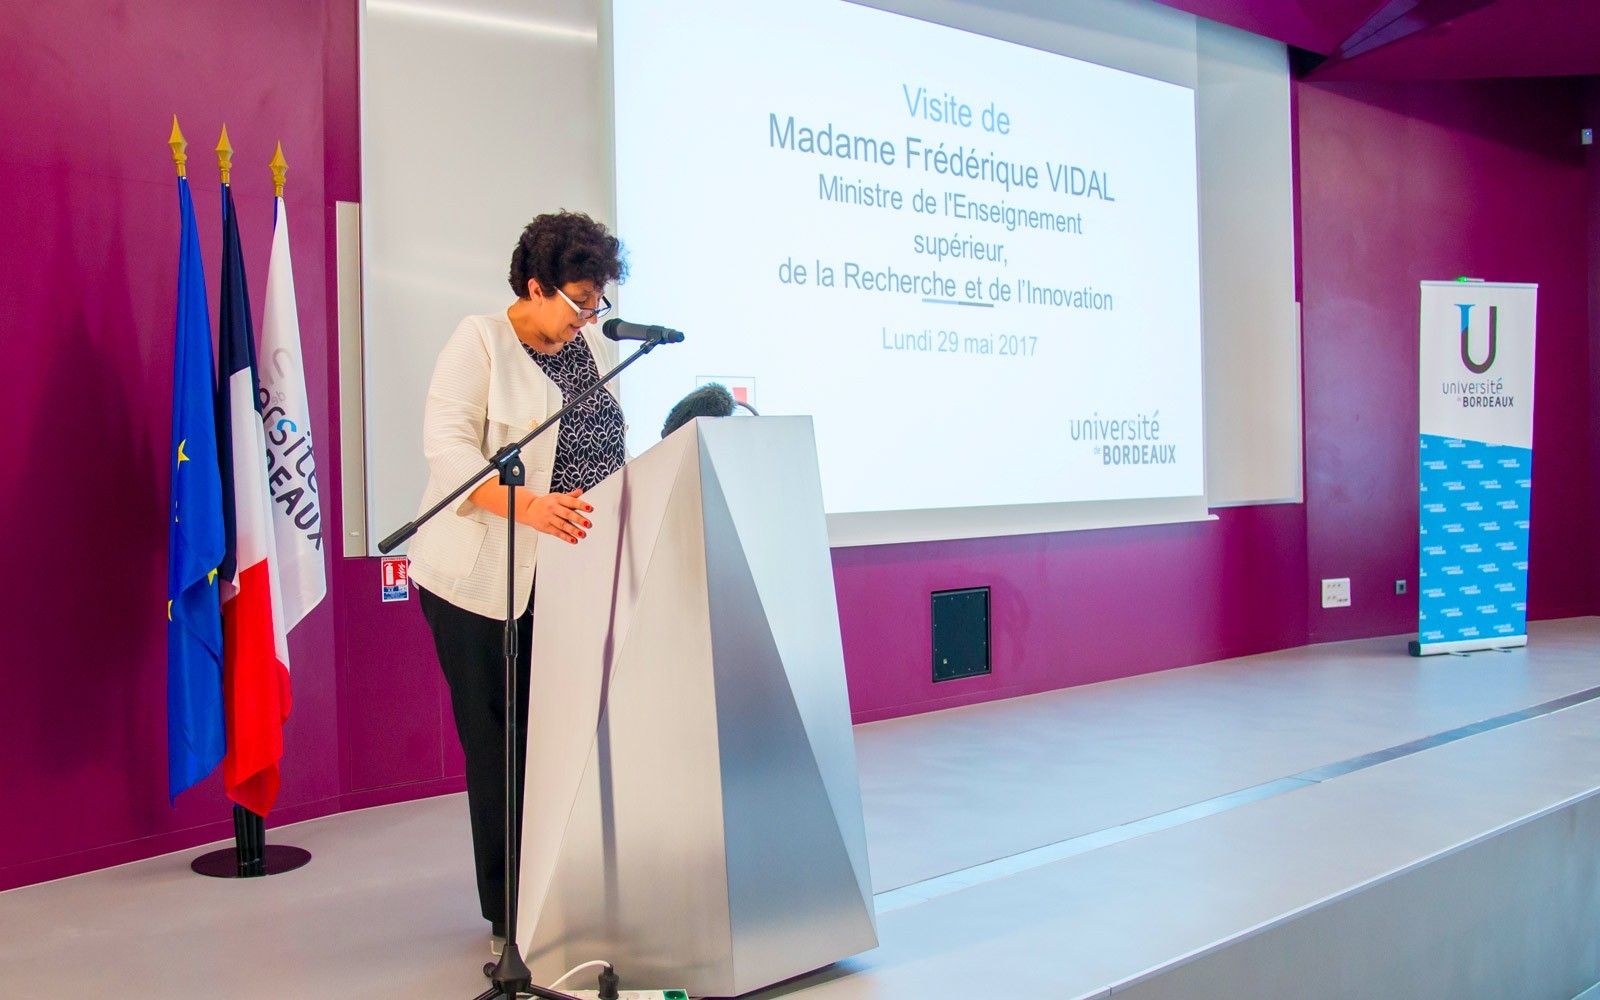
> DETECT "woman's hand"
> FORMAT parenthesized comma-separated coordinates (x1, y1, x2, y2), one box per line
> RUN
(519, 488, 594, 544)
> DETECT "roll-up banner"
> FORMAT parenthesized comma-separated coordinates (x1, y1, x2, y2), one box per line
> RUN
(1412, 281, 1537, 656)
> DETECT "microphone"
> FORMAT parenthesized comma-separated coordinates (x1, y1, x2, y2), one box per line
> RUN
(602, 317, 685, 344)
(661, 383, 734, 438)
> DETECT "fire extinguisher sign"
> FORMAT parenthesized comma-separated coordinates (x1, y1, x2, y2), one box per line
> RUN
(380, 557, 411, 603)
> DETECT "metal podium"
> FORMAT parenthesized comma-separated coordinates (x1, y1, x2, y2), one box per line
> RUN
(516, 416, 877, 997)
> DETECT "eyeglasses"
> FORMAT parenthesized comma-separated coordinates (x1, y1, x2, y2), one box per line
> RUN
(555, 287, 613, 322)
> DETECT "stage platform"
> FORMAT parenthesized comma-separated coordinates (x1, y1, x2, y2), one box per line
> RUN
(4, 618, 1600, 998)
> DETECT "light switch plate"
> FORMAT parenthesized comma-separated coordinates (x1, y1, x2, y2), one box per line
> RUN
(1322, 577, 1351, 608)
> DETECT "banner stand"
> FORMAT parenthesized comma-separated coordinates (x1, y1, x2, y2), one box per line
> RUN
(1412, 280, 1537, 656)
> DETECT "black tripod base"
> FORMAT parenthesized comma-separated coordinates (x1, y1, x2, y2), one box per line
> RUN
(191, 844, 311, 878)
(473, 943, 590, 1000)
(474, 941, 531, 999)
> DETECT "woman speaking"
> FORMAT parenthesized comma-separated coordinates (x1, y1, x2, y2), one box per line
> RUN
(406, 211, 627, 953)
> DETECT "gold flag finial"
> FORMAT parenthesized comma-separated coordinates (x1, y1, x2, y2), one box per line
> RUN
(169, 116, 188, 178)
(270, 142, 288, 198)
(216, 124, 233, 185)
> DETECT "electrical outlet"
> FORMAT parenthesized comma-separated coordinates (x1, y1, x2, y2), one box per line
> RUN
(1395, 579, 1407, 595)
(1321, 577, 1351, 608)
(566, 991, 685, 1000)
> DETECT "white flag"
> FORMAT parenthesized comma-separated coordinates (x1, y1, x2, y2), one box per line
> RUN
(258, 197, 327, 630)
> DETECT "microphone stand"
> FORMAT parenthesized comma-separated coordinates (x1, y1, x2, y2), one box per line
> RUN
(380, 332, 669, 1000)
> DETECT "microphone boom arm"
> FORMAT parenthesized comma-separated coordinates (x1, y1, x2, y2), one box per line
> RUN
(378, 332, 668, 554)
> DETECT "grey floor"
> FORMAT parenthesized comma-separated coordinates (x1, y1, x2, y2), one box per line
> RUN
(5, 619, 1600, 999)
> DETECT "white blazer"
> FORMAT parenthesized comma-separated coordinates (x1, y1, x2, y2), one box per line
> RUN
(406, 310, 620, 619)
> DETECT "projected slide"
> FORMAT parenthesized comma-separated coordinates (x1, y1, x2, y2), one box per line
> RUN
(612, 0, 1203, 516)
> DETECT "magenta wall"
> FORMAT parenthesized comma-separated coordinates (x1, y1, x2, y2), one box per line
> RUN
(1589, 79, 1600, 590)
(834, 508, 1308, 721)
(0, 1, 1594, 892)
(1299, 78, 1596, 643)
(0, 0, 345, 890)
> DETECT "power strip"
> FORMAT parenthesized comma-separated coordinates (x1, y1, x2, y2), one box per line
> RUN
(560, 992, 687, 1000)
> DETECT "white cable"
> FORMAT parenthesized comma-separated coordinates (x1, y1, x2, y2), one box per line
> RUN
(550, 959, 613, 990)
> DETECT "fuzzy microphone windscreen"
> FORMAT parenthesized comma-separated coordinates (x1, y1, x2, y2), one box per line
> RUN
(660, 382, 735, 438)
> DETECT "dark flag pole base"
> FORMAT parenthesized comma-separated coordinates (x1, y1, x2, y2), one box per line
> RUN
(191, 844, 310, 878)
(191, 804, 311, 878)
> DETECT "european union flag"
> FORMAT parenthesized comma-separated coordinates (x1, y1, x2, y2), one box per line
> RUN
(168, 174, 227, 802)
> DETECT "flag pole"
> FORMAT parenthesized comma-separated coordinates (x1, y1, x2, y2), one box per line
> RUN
(189, 126, 311, 881)
(166, 114, 230, 809)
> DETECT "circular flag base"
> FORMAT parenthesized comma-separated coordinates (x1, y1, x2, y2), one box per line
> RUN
(191, 844, 312, 878)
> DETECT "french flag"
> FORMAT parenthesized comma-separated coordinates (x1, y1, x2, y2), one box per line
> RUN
(215, 178, 291, 817)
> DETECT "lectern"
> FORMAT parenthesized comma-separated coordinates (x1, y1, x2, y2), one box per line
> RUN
(515, 416, 877, 997)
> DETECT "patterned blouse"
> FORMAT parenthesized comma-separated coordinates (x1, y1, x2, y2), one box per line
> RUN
(522, 335, 627, 493)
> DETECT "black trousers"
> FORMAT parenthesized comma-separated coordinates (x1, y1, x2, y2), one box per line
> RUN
(417, 585, 532, 931)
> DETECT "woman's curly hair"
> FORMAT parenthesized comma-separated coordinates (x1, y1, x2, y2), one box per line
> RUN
(507, 211, 627, 298)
